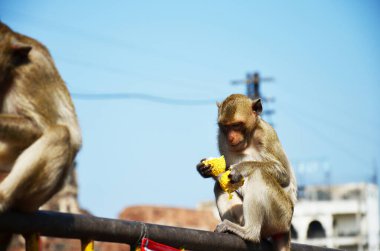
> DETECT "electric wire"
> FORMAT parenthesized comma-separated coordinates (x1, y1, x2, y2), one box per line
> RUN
(72, 92, 219, 106)
(278, 98, 380, 147)
(58, 56, 226, 95)
(4, 8, 228, 75)
(282, 108, 372, 167)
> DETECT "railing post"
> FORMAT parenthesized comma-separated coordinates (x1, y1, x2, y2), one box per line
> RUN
(24, 233, 40, 251)
(81, 239, 94, 251)
(131, 245, 141, 251)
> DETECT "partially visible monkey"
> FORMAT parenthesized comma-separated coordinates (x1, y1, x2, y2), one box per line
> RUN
(197, 94, 296, 251)
(0, 22, 82, 213)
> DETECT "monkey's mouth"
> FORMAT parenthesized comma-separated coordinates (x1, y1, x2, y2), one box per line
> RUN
(229, 141, 241, 147)
(228, 141, 247, 152)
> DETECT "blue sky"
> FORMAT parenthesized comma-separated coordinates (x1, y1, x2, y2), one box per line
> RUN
(1, 1, 379, 218)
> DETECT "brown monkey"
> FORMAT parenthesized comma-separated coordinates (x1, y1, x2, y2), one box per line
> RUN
(197, 94, 296, 251)
(0, 22, 81, 213)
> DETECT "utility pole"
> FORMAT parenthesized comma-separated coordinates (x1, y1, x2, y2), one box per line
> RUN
(231, 71, 275, 124)
(371, 159, 378, 184)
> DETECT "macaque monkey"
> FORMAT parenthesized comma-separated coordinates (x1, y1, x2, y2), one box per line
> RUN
(0, 22, 81, 213)
(197, 94, 297, 251)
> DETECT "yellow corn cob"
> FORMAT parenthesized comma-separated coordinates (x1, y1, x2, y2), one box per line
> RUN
(218, 170, 244, 200)
(202, 156, 226, 177)
(201, 156, 243, 199)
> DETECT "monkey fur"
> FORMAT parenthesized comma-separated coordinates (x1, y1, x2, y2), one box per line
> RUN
(0, 22, 82, 213)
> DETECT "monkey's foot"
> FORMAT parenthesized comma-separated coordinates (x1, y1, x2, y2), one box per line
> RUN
(0, 202, 8, 213)
(215, 222, 229, 233)
(0, 190, 13, 213)
(215, 220, 261, 243)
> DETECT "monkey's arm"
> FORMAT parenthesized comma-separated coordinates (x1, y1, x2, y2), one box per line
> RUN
(0, 114, 42, 146)
(230, 161, 290, 187)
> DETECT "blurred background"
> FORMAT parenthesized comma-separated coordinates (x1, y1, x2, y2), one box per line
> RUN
(1, 1, 379, 249)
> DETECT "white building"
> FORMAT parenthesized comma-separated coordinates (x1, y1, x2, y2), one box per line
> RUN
(292, 183, 379, 251)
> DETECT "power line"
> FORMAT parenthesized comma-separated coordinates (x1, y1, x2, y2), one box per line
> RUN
(5, 8, 228, 75)
(4, 8, 235, 97)
(282, 108, 372, 167)
(58, 56, 226, 95)
(71, 92, 219, 106)
(277, 99, 380, 147)
(276, 82, 380, 131)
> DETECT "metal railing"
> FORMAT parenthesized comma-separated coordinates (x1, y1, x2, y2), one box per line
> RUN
(0, 210, 341, 251)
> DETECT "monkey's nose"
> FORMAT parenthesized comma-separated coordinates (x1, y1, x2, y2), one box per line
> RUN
(228, 136, 235, 143)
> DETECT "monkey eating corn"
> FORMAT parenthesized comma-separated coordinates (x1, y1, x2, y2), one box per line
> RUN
(202, 156, 244, 199)
(197, 95, 296, 250)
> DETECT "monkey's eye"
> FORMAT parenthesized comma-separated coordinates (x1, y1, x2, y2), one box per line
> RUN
(231, 123, 243, 131)
(218, 123, 228, 133)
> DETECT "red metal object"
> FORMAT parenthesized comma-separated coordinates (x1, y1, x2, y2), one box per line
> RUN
(141, 238, 182, 251)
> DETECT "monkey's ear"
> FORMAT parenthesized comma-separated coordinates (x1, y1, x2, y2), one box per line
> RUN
(11, 39, 32, 58)
(252, 98, 262, 115)
(216, 102, 221, 108)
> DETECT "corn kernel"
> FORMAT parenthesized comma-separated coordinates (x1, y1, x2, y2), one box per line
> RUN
(218, 170, 244, 199)
(202, 156, 226, 176)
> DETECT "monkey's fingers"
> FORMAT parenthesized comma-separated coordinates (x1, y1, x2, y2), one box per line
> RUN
(228, 173, 243, 184)
(215, 222, 230, 233)
(196, 159, 208, 171)
(196, 162, 213, 178)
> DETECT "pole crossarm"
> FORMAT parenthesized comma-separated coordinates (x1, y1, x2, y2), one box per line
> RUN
(0, 210, 341, 251)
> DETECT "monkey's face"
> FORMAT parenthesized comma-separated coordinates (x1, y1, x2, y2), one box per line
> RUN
(0, 33, 32, 84)
(0, 35, 13, 79)
(218, 122, 249, 152)
(217, 94, 260, 152)
(1, 22, 33, 75)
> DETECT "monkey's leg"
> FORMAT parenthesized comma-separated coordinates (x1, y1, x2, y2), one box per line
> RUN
(260, 171, 293, 251)
(215, 188, 263, 243)
(214, 183, 244, 225)
(0, 125, 72, 212)
(0, 115, 42, 147)
(216, 170, 279, 243)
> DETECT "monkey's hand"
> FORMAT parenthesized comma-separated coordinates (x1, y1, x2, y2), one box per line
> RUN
(196, 158, 213, 178)
(228, 168, 244, 185)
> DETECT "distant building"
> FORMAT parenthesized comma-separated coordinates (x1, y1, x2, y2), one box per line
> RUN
(119, 205, 219, 231)
(96, 205, 221, 251)
(41, 164, 81, 214)
(292, 183, 379, 251)
(197, 183, 380, 251)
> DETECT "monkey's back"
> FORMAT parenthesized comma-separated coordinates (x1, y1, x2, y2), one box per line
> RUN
(259, 119, 297, 205)
(0, 23, 82, 150)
